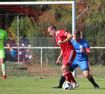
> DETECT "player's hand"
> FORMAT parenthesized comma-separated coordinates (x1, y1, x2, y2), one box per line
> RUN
(56, 59, 61, 65)
(57, 40, 62, 45)
(10, 49, 17, 57)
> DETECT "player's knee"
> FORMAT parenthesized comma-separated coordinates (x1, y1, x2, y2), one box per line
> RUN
(83, 70, 90, 78)
(84, 74, 89, 78)
(0, 58, 4, 64)
(62, 65, 69, 70)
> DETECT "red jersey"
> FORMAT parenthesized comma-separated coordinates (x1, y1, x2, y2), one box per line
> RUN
(55, 29, 74, 54)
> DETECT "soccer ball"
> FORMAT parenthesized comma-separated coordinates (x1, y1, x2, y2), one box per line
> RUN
(62, 81, 73, 90)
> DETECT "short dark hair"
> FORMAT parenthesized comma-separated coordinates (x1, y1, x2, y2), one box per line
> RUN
(75, 30, 81, 36)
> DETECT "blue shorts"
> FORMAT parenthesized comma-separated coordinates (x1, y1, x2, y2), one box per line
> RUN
(70, 59, 89, 71)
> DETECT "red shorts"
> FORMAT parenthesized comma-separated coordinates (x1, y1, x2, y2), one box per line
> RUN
(62, 50, 76, 66)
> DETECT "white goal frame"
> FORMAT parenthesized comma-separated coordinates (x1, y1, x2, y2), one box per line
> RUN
(1, 1, 76, 65)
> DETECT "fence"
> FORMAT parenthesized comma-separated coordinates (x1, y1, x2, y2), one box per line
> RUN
(3, 39, 105, 77)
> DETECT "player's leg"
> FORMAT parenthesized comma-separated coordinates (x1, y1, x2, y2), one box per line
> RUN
(54, 63, 78, 88)
(62, 64, 76, 83)
(83, 70, 100, 89)
(1, 59, 6, 79)
(79, 61, 100, 89)
(0, 50, 6, 79)
(62, 50, 77, 83)
(53, 50, 77, 88)
(61, 50, 78, 88)
(52, 75, 65, 88)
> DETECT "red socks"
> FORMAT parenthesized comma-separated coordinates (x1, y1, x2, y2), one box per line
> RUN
(64, 71, 76, 83)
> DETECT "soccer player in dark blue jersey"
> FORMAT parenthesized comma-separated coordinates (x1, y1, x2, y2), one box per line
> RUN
(54, 31, 100, 89)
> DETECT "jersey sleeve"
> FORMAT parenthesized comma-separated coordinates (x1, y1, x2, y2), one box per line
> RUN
(56, 30, 70, 45)
(84, 40, 90, 48)
(64, 32, 70, 37)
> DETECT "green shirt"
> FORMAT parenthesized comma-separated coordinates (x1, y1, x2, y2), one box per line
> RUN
(0, 29, 8, 50)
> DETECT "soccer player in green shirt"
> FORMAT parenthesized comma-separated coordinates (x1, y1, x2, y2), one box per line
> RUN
(0, 28, 14, 79)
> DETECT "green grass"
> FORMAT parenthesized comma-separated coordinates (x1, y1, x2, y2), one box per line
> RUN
(0, 77, 105, 94)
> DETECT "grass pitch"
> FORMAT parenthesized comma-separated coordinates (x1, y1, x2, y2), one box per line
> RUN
(0, 76, 105, 94)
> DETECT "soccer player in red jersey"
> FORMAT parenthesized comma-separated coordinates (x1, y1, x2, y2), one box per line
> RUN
(54, 31, 100, 89)
(48, 26, 77, 86)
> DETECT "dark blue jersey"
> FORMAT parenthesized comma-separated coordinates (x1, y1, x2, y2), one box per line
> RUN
(71, 38, 90, 61)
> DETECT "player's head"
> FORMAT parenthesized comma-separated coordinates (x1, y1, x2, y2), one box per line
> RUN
(48, 25, 57, 37)
(75, 30, 81, 39)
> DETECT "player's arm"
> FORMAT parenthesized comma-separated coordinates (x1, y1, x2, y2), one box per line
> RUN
(4, 32, 12, 51)
(58, 33, 72, 44)
(5, 32, 16, 57)
(85, 48, 91, 54)
(7, 43, 12, 51)
(83, 40, 91, 54)
(7, 42, 17, 57)
(56, 49, 63, 65)
(62, 33, 72, 43)
(80, 46, 91, 54)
